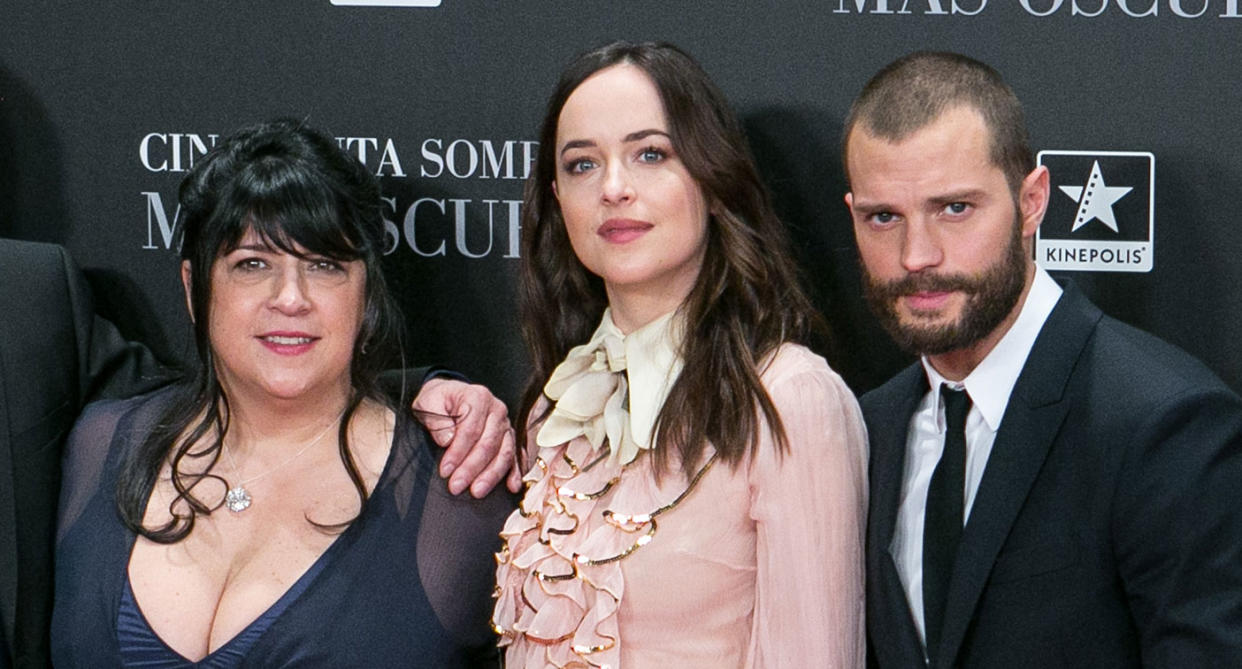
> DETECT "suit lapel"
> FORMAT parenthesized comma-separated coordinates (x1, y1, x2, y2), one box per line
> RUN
(869, 365, 926, 561)
(934, 284, 1103, 666)
(865, 364, 930, 668)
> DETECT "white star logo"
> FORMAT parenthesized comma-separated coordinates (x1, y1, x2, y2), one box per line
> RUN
(1057, 160, 1132, 233)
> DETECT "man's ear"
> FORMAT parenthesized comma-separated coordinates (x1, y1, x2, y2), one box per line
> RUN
(1019, 165, 1050, 239)
(180, 260, 195, 323)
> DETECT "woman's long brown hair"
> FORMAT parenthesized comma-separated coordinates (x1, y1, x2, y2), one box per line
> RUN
(517, 41, 824, 478)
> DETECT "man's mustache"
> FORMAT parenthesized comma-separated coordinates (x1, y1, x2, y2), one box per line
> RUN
(867, 272, 978, 299)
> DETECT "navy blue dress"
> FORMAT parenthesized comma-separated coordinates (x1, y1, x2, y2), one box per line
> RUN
(51, 388, 510, 668)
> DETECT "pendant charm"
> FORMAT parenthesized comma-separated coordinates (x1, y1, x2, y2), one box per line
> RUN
(225, 486, 252, 512)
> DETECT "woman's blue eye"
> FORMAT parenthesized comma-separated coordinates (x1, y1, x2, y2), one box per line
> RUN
(565, 158, 596, 174)
(638, 147, 665, 163)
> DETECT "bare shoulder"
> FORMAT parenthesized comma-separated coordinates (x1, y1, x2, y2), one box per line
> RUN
(351, 398, 398, 480)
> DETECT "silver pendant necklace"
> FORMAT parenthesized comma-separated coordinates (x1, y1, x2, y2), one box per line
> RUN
(222, 415, 342, 513)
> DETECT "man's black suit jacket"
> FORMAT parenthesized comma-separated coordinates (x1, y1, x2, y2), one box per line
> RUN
(863, 282, 1242, 668)
(0, 239, 167, 668)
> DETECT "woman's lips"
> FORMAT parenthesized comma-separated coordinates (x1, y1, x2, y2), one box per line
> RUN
(598, 218, 653, 243)
(258, 332, 319, 355)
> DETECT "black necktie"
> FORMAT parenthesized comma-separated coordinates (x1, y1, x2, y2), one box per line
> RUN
(923, 385, 971, 662)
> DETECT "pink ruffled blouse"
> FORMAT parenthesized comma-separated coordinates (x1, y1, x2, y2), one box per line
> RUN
(494, 312, 868, 668)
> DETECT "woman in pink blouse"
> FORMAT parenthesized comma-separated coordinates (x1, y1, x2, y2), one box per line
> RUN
(492, 41, 868, 668)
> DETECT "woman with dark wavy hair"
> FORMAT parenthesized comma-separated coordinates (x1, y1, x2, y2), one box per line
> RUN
(52, 119, 511, 668)
(493, 42, 868, 667)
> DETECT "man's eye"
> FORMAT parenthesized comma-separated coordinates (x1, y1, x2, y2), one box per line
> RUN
(873, 212, 895, 224)
(944, 202, 970, 215)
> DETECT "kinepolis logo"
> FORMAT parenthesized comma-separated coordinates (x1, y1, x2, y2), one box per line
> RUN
(139, 132, 533, 259)
(829, 0, 1240, 16)
(1036, 150, 1155, 272)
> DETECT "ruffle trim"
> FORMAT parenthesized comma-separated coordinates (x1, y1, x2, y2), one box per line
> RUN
(492, 434, 715, 669)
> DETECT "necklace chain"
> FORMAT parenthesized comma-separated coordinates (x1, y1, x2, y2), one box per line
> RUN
(222, 413, 343, 513)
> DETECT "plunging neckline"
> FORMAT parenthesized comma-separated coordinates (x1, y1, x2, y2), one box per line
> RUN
(117, 556, 328, 667)
(119, 408, 402, 664)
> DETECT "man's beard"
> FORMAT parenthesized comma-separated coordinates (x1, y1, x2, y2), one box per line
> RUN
(862, 223, 1027, 356)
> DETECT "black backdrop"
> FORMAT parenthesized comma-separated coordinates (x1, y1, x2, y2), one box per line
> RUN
(3, 2, 1240, 405)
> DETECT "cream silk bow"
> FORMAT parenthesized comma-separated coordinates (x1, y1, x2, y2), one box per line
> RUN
(535, 309, 683, 465)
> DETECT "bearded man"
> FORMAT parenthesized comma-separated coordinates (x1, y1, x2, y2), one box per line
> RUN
(844, 52, 1242, 668)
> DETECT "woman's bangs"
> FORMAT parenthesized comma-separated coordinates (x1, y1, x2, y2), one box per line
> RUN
(220, 167, 363, 262)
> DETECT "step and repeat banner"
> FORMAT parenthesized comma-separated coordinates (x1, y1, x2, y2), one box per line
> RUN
(2, 2, 1239, 403)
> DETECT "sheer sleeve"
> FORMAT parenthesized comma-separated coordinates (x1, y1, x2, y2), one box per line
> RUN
(56, 396, 134, 546)
(746, 345, 868, 668)
(415, 431, 515, 663)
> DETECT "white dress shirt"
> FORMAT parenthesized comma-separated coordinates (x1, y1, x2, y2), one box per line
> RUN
(890, 268, 1063, 650)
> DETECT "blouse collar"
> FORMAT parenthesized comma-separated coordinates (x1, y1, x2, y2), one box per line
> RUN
(535, 308, 684, 465)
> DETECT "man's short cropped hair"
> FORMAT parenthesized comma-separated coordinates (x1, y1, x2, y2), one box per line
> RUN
(843, 51, 1034, 194)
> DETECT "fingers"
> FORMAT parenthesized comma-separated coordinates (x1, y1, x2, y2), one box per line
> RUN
(412, 377, 461, 447)
(448, 401, 511, 496)
(420, 411, 458, 447)
(411, 376, 517, 496)
(468, 427, 518, 498)
(412, 378, 483, 476)
(505, 437, 523, 493)
(438, 400, 482, 481)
